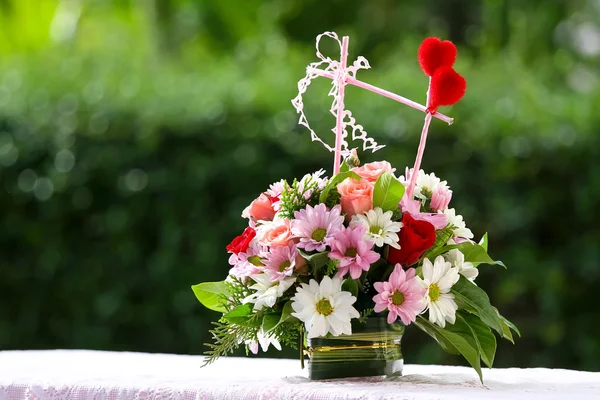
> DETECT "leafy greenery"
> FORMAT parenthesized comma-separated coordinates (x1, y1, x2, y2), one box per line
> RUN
(452, 276, 504, 335)
(278, 176, 323, 219)
(415, 315, 484, 382)
(372, 172, 405, 212)
(191, 281, 229, 313)
(358, 308, 375, 323)
(203, 319, 257, 367)
(318, 171, 361, 203)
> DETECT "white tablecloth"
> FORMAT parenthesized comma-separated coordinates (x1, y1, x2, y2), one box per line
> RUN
(0, 350, 598, 400)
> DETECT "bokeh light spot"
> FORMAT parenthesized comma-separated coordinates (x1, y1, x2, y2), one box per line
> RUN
(124, 169, 148, 192)
(34, 178, 54, 201)
(55, 149, 76, 173)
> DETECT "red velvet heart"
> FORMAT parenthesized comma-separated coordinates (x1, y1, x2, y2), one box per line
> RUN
(418, 37, 457, 77)
(428, 66, 466, 113)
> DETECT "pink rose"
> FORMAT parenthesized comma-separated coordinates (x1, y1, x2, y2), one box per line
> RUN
(430, 186, 452, 211)
(352, 161, 396, 183)
(337, 178, 373, 218)
(242, 193, 276, 222)
(260, 219, 294, 247)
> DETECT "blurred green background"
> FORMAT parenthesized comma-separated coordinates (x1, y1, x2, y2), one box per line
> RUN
(1, 0, 599, 372)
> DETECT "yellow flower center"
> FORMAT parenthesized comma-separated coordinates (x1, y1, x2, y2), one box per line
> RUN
(311, 228, 327, 242)
(247, 256, 264, 266)
(369, 225, 383, 236)
(345, 247, 357, 257)
(315, 298, 334, 316)
(429, 283, 441, 302)
(391, 291, 405, 306)
(278, 260, 291, 272)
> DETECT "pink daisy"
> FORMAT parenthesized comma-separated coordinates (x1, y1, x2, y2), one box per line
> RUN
(263, 243, 298, 281)
(228, 240, 265, 279)
(373, 266, 426, 325)
(328, 224, 380, 279)
(291, 204, 344, 252)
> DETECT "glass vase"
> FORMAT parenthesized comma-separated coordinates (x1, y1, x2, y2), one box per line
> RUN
(306, 316, 404, 380)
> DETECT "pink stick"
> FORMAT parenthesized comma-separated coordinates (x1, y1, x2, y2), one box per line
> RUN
(333, 36, 349, 175)
(406, 77, 433, 200)
(310, 68, 453, 125)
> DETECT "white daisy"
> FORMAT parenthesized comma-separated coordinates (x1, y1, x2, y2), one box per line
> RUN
(417, 256, 460, 328)
(442, 208, 474, 239)
(243, 273, 295, 311)
(399, 169, 450, 201)
(444, 249, 479, 282)
(349, 207, 403, 248)
(244, 327, 282, 354)
(291, 276, 360, 338)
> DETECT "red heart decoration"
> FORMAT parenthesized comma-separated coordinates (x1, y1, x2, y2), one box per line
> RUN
(428, 66, 466, 113)
(418, 37, 457, 77)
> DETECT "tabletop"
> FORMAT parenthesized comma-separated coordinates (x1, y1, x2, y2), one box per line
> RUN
(0, 350, 599, 400)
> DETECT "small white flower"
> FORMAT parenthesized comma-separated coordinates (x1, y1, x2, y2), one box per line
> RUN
(350, 207, 403, 248)
(417, 256, 460, 328)
(444, 249, 478, 281)
(399, 169, 450, 201)
(243, 274, 295, 311)
(442, 208, 474, 239)
(245, 327, 282, 354)
(291, 276, 360, 338)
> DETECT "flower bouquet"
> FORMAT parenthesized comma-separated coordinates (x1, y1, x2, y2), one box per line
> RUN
(192, 32, 519, 382)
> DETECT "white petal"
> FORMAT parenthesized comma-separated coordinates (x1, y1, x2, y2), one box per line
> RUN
(422, 258, 434, 281)
(438, 267, 460, 291)
(319, 276, 333, 296)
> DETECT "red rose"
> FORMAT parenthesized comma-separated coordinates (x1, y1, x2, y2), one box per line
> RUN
(387, 213, 436, 267)
(226, 227, 256, 254)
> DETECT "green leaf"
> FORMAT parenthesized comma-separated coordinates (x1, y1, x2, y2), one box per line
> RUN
(459, 242, 505, 268)
(479, 233, 488, 252)
(426, 241, 505, 269)
(319, 171, 361, 203)
(261, 313, 281, 333)
(191, 281, 229, 313)
(415, 316, 483, 382)
(280, 300, 295, 323)
(420, 226, 455, 261)
(458, 312, 497, 368)
(262, 301, 297, 333)
(339, 160, 350, 173)
(223, 303, 254, 325)
(342, 279, 358, 297)
(452, 277, 504, 336)
(372, 172, 405, 212)
(496, 308, 521, 339)
(414, 316, 460, 355)
(490, 307, 514, 343)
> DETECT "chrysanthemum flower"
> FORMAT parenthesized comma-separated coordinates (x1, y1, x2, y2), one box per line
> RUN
(263, 243, 298, 281)
(350, 207, 403, 248)
(444, 249, 478, 281)
(243, 273, 295, 311)
(228, 240, 265, 280)
(291, 276, 359, 338)
(373, 266, 426, 325)
(417, 256, 460, 328)
(399, 168, 450, 201)
(442, 208, 474, 240)
(328, 224, 380, 279)
(291, 204, 344, 252)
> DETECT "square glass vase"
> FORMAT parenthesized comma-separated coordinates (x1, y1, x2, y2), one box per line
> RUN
(306, 315, 404, 380)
